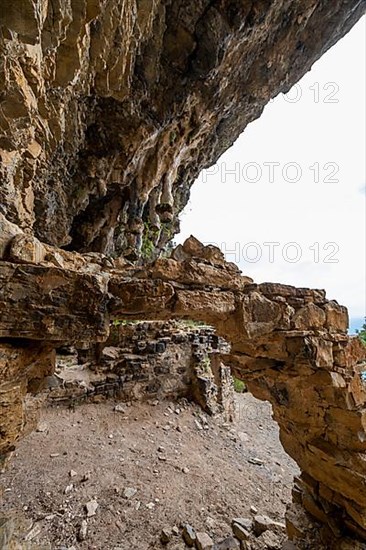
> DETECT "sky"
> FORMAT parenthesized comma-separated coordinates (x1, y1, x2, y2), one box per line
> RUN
(177, 16, 366, 326)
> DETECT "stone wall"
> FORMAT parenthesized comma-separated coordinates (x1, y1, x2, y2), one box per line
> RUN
(46, 321, 235, 419)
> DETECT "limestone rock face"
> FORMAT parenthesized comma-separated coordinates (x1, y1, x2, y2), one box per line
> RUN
(0, 343, 54, 463)
(0, 0, 364, 260)
(1, 1, 366, 547)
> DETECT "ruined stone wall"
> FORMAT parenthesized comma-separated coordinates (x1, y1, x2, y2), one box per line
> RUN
(46, 321, 235, 419)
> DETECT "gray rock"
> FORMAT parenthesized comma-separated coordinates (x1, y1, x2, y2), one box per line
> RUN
(114, 403, 126, 413)
(253, 515, 285, 536)
(85, 500, 98, 517)
(161, 527, 172, 544)
(36, 422, 48, 433)
(78, 520, 88, 541)
(232, 522, 251, 541)
(213, 536, 240, 549)
(182, 524, 196, 546)
(196, 532, 214, 550)
(24, 523, 42, 542)
(232, 518, 253, 532)
(257, 530, 282, 549)
(169, 544, 189, 550)
(102, 347, 120, 359)
(64, 483, 73, 495)
(206, 517, 215, 529)
(123, 487, 137, 499)
(44, 375, 62, 389)
(0, 213, 22, 259)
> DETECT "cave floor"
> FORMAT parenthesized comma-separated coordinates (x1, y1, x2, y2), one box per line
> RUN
(0, 394, 300, 550)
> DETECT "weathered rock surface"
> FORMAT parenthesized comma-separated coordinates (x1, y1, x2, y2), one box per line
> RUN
(213, 537, 240, 550)
(48, 320, 235, 419)
(1, 1, 366, 547)
(0, 238, 366, 548)
(196, 531, 215, 550)
(0, 1, 364, 259)
(0, 343, 54, 463)
(183, 524, 197, 547)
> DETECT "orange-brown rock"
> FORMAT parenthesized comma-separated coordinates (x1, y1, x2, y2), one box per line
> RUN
(1, 1, 366, 547)
(0, 238, 366, 547)
(0, 343, 54, 466)
(0, 1, 364, 260)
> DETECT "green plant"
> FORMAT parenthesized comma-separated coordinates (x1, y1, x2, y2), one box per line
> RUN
(141, 221, 158, 260)
(169, 130, 177, 146)
(233, 377, 246, 393)
(160, 244, 175, 259)
(358, 321, 366, 382)
(160, 221, 174, 240)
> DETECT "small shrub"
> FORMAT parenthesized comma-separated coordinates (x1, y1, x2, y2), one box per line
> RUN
(233, 377, 246, 393)
(141, 221, 159, 260)
(356, 318, 366, 346)
(356, 319, 366, 382)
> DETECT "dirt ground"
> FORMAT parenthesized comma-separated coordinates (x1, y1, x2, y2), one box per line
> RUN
(0, 393, 299, 549)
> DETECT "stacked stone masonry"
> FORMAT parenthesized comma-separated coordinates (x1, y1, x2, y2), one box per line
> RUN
(48, 320, 235, 419)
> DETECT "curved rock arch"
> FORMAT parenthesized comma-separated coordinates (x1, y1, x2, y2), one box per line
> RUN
(111, 238, 366, 545)
(1, 235, 366, 546)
